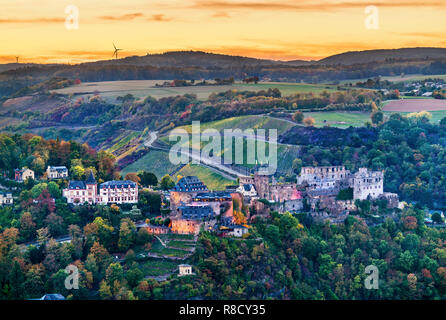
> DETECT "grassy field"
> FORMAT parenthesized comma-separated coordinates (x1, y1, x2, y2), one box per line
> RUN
(303, 111, 371, 128)
(384, 110, 446, 124)
(149, 240, 191, 258)
(121, 149, 180, 178)
(138, 259, 179, 277)
(52, 80, 344, 102)
(175, 163, 235, 190)
(175, 115, 296, 136)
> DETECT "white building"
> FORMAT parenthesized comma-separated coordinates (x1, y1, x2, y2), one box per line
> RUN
(353, 168, 384, 200)
(236, 184, 257, 198)
(229, 225, 249, 237)
(178, 264, 193, 276)
(298, 166, 386, 201)
(63, 171, 97, 205)
(47, 166, 68, 179)
(297, 166, 351, 191)
(63, 173, 138, 205)
(0, 192, 13, 205)
(99, 180, 138, 204)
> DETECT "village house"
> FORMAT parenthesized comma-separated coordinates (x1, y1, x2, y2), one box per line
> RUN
(14, 168, 35, 182)
(178, 264, 194, 276)
(229, 225, 249, 237)
(63, 172, 138, 205)
(63, 171, 97, 205)
(236, 184, 257, 198)
(0, 192, 13, 206)
(46, 166, 68, 179)
(99, 180, 138, 204)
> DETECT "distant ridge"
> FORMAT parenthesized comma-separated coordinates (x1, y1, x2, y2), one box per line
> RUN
(1, 47, 445, 83)
(1, 47, 445, 71)
(317, 47, 446, 65)
(85, 50, 281, 68)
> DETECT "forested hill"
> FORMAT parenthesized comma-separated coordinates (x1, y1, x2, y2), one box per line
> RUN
(85, 51, 280, 68)
(318, 47, 446, 65)
(1, 48, 446, 83)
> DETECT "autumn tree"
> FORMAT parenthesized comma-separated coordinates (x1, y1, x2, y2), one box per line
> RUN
(19, 212, 36, 241)
(292, 111, 304, 123)
(303, 117, 315, 126)
(124, 172, 141, 185)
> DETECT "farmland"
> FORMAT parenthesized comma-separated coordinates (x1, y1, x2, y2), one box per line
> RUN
(382, 99, 446, 112)
(175, 115, 296, 136)
(52, 80, 343, 102)
(303, 111, 371, 128)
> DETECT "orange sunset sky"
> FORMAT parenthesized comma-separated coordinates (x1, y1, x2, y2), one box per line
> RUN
(1, 0, 445, 64)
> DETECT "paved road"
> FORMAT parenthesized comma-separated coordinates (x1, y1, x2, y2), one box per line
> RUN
(24, 235, 72, 248)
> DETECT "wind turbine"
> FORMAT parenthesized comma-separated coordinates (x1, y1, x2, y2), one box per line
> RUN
(15, 56, 19, 64)
(112, 43, 122, 59)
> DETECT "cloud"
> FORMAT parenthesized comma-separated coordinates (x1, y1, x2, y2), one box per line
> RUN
(0, 17, 64, 24)
(190, 0, 446, 11)
(148, 14, 172, 22)
(396, 32, 446, 39)
(98, 13, 144, 21)
(212, 12, 231, 18)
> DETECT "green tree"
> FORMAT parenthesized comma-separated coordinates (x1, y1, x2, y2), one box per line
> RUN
(47, 181, 61, 198)
(160, 174, 175, 190)
(138, 171, 158, 187)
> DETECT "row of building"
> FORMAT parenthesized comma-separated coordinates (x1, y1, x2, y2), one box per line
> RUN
(62, 171, 138, 205)
(14, 166, 69, 182)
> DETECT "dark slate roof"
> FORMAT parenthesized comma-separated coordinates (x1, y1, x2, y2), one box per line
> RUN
(49, 166, 68, 172)
(68, 180, 86, 189)
(86, 171, 96, 184)
(243, 184, 255, 191)
(172, 176, 208, 192)
(100, 180, 137, 189)
(193, 192, 232, 201)
(179, 205, 214, 220)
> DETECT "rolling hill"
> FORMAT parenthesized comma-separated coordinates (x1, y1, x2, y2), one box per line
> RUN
(317, 47, 446, 65)
(1, 47, 446, 91)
